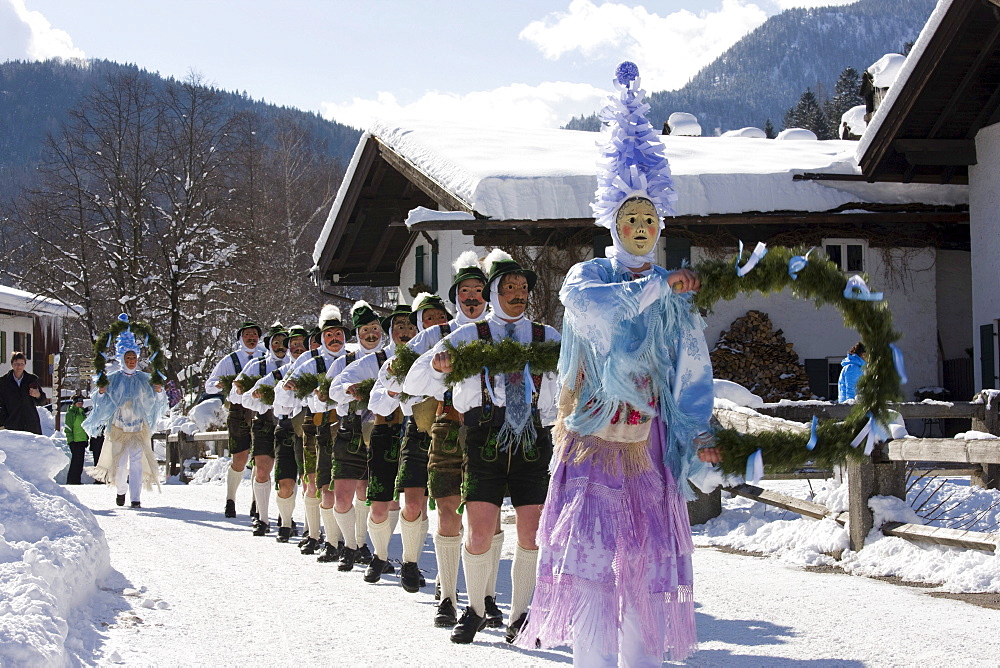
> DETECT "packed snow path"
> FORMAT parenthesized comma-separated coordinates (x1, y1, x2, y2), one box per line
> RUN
(70, 482, 1000, 666)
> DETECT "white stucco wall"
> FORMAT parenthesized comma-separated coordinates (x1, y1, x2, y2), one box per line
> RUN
(0, 314, 35, 375)
(936, 249, 973, 361)
(397, 231, 479, 301)
(969, 121, 1000, 390)
(692, 245, 940, 400)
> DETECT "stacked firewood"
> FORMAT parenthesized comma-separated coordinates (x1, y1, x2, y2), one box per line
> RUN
(710, 310, 814, 402)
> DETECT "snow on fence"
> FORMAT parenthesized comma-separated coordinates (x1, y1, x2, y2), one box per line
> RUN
(153, 431, 229, 480)
(716, 395, 1000, 553)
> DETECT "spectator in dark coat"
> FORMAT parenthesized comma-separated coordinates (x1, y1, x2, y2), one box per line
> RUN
(0, 352, 47, 435)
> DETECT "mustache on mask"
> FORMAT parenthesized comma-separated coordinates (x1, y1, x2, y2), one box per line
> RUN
(462, 298, 482, 306)
(508, 298, 528, 305)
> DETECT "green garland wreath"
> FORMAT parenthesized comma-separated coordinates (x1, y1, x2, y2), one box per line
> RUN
(442, 339, 561, 386)
(692, 245, 902, 475)
(92, 316, 168, 388)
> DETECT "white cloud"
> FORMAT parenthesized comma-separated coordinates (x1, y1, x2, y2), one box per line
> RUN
(519, 0, 769, 92)
(0, 0, 86, 62)
(320, 81, 608, 131)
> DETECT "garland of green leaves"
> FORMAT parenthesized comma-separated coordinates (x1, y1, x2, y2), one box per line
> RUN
(386, 345, 421, 386)
(441, 338, 562, 387)
(692, 245, 902, 475)
(348, 378, 375, 413)
(92, 318, 168, 388)
(256, 383, 276, 407)
(293, 373, 326, 401)
(234, 375, 261, 395)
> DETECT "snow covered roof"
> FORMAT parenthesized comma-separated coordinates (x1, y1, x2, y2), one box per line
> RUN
(0, 284, 80, 318)
(855, 0, 1000, 184)
(367, 118, 964, 223)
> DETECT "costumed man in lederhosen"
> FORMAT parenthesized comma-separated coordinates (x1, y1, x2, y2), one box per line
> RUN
(279, 307, 350, 558)
(516, 62, 720, 665)
(206, 321, 263, 517)
(394, 257, 494, 627)
(331, 302, 416, 583)
(323, 300, 392, 571)
(407, 250, 560, 645)
(245, 324, 310, 542)
(231, 323, 290, 536)
(84, 316, 168, 508)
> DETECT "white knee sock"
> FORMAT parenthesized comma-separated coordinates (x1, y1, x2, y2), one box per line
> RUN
(320, 506, 340, 546)
(388, 508, 401, 535)
(434, 531, 463, 604)
(252, 479, 271, 524)
(400, 514, 429, 564)
(368, 516, 393, 560)
(276, 493, 295, 528)
(509, 545, 539, 624)
(226, 465, 242, 501)
(335, 506, 358, 550)
(354, 497, 369, 548)
(461, 546, 493, 617)
(304, 495, 322, 540)
(487, 530, 505, 597)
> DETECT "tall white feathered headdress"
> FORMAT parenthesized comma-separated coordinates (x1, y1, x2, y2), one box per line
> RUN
(592, 61, 677, 232)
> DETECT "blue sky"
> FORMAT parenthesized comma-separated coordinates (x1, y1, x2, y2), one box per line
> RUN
(3, 0, 855, 129)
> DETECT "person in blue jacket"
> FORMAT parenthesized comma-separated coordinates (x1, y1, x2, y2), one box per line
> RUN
(838, 342, 867, 402)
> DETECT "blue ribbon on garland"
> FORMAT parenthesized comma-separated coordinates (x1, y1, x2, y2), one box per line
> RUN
(736, 240, 768, 277)
(788, 247, 814, 280)
(850, 412, 891, 456)
(843, 275, 883, 301)
(745, 448, 764, 483)
(889, 343, 908, 385)
(806, 415, 818, 451)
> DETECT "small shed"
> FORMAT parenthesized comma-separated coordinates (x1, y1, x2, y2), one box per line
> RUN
(855, 0, 1000, 391)
(0, 284, 79, 388)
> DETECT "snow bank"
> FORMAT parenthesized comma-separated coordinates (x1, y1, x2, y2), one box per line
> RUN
(697, 478, 1000, 593)
(188, 455, 249, 486)
(0, 431, 110, 666)
(163, 398, 227, 437)
(713, 379, 764, 408)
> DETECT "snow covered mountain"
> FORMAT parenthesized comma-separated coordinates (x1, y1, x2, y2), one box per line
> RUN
(566, 0, 937, 134)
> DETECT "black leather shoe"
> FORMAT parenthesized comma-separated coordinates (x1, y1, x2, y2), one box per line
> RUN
(364, 555, 389, 583)
(224, 499, 236, 518)
(116, 494, 126, 507)
(400, 561, 422, 593)
(450, 607, 487, 644)
(435, 597, 458, 628)
(130, 501, 141, 508)
(355, 544, 373, 565)
(252, 519, 270, 536)
(484, 595, 503, 628)
(337, 546, 358, 571)
(276, 527, 291, 543)
(316, 542, 341, 563)
(298, 537, 319, 555)
(505, 612, 527, 644)
(249, 499, 258, 523)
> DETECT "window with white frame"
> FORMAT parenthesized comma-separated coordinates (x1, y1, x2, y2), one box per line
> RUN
(823, 238, 866, 273)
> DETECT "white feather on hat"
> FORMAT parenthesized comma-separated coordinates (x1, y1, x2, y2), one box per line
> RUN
(483, 248, 513, 273)
(350, 300, 372, 317)
(411, 292, 435, 311)
(452, 250, 482, 273)
(318, 304, 341, 328)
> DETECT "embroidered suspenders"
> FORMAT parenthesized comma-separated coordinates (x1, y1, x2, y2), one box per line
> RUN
(475, 320, 545, 424)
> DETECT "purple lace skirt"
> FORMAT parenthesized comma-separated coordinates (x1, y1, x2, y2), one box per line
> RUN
(516, 418, 697, 660)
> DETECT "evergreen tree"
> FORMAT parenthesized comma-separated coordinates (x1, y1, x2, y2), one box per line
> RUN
(783, 89, 831, 139)
(764, 118, 776, 139)
(824, 67, 863, 138)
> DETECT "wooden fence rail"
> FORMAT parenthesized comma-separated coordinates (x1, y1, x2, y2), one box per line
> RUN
(714, 392, 1000, 553)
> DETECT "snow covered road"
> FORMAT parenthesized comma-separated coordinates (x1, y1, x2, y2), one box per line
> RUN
(68, 482, 1000, 666)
